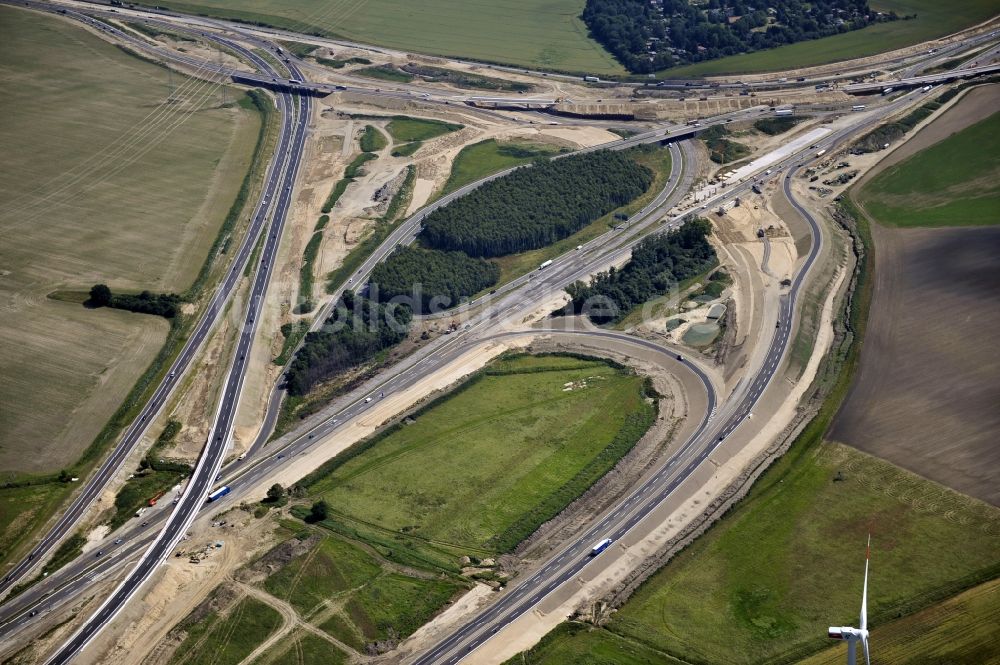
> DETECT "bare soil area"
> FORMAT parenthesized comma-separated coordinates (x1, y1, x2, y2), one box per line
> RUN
(830, 224, 1000, 506)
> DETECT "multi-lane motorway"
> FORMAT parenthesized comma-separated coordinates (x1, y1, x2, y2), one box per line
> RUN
(0, 4, 312, 661)
(0, 0, 303, 599)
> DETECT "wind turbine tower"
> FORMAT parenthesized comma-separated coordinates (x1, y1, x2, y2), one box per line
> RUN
(827, 535, 872, 665)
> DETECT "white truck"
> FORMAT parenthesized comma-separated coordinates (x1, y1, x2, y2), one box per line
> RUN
(590, 538, 613, 556)
(539, 259, 553, 270)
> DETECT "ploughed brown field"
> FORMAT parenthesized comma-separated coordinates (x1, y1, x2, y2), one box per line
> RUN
(830, 223, 1000, 505)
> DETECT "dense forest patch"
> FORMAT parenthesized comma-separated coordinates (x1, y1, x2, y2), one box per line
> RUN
(582, 0, 896, 73)
(370, 246, 500, 313)
(285, 291, 411, 396)
(421, 150, 652, 258)
(566, 218, 717, 324)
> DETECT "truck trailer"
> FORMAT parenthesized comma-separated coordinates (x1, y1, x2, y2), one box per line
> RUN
(539, 259, 553, 270)
(207, 486, 231, 502)
(590, 538, 613, 556)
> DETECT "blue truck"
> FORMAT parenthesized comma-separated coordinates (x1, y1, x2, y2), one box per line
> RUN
(207, 486, 231, 502)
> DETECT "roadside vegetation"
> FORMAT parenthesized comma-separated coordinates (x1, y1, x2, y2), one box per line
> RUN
(294, 354, 656, 569)
(354, 64, 414, 82)
(700, 125, 751, 164)
(359, 124, 388, 152)
(384, 116, 463, 143)
(753, 116, 803, 135)
(165, 595, 283, 665)
(315, 55, 371, 69)
(253, 628, 349, 664)
(284, 290, 412, 396)
(441, 139, 564, 195)
(858, 112, 999, 227)
(400, 63, 534, 92)
(565, 219, 717, 324)
(260, 534, 461, 651)
(851, 100, 940, 153)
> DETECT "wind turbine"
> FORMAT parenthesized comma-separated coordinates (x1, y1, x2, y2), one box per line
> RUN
(827, 535, 872, 665)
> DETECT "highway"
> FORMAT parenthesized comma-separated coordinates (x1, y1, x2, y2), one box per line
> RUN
(0, 1, 981, 657)
(411, 148, 823, 665)
(0, 79, 928, 658)
(0, 0, 304, 600)
(410, 88, 934, 664)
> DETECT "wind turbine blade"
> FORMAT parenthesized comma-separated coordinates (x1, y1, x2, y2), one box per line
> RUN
(860, 534, 870, 631)
(862, 635, 871, 665)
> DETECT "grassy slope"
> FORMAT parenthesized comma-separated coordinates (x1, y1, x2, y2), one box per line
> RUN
(0, 5, 258, 475)
(152, 0, 624, 74)
(519, 443, 1000, 665)
(858, 112, 1000, 227)
(307, 355, 654, 564)
(440, 139, 563, 195)
(385, 117, 462, 143)
(166, 596, 283, 665)
(261, 534, 462, 645)
(253, 630, 348, 665)
(800, 577, 1000, 664)
(660, 0, 998, 76)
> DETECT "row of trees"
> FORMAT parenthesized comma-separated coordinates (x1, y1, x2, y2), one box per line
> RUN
(583, 0, 893, 73)
(369, 246, 500, 314)
(421, 150, 653, 258)
(285, 291, 412, 396)
(89, 284, 182, 318)
(565, 219, 716, 324)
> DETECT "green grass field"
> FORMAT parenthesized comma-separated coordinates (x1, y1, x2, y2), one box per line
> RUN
(506, 622, 683, 665)
(254, 630, 348, 665)
(858, 112, 1000, 227)
(511, 442, 1000, 664)
(0, 5, 259, 476)
(800, 578, 1000, 665)
(659, 0, 999, 76)
(304, 354, 655, 567)
(441, 139, 564, 195)
(0, 483, 72, 566)
(153, 0, 624, 74)
(385, 117, 463, 143)
(167, 595, 283, 665)
(261, 534, 463, 646)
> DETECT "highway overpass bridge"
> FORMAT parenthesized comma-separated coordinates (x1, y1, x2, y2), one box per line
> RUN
(843, 62, 1000, 94)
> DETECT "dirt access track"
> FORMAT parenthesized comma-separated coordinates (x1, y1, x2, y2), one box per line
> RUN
(831, 86, 1000, 506)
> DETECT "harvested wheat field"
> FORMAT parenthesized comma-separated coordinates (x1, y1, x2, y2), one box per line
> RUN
(831, 224, 1000, 506)
(0, 5, 260, 473)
